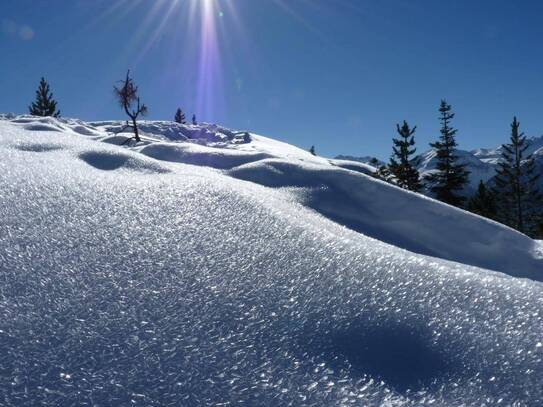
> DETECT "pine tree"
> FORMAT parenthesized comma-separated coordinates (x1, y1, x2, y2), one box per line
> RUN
(388, 120, 421, 191)
(468, 180, 497, 220)
(535, 222, 543, 239)
(373, 165, 393, 183)
(192, 114, 197, 125)
(29, 77, 60, 117)
(309, 145, 316, 156)
(174, 108, 186, 124)
(493, 117, 542, 236)
(424, 100, 470, 206)
(113, 70, 147, 143)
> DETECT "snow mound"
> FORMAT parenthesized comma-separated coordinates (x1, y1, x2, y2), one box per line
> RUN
(79, 150, 170, 174)
(230, 158, 542, 279)
(1, 117, 543, 405)
(139, 142, 273, 170)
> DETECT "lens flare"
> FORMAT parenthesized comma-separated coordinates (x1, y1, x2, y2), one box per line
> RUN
(82, 0, 329, 123)
(191, 0, 224, 121)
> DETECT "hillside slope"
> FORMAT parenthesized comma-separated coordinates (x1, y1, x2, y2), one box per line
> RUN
(1, 116, 543, 405)
(7, 115, 539, 279)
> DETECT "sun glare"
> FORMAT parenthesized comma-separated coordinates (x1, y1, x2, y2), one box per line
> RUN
(84, 0, 322, 122)
(189, 0, 225, 120)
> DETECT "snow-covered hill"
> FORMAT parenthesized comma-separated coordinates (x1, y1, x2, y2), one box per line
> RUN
(1, 115, 543, 405)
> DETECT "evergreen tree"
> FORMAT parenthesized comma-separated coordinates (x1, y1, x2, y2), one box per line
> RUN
(192, 114, 197, 125)
(388, 120, 421, 191)
(309, 145, 316, 156)
(468, 180, 497, 220)
(493, 117, 542, 236)
(29, 77, 60, 117)
(424, 100, 470, 206)
(535, 222, 543, 239)
(174, 108, 186, 124)
(373, 165, 393, 183)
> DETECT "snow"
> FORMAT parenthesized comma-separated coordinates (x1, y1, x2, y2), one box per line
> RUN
(472, 135, 543, 165)
(229, 158, 542, 279)
(1, 115, 543, 405)
(328, 158, 378, 175)
(335, 154, 383, 167)
(341, 134, 543, 197)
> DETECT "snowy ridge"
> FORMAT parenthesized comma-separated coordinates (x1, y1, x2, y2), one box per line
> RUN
(1, 115, 543, 405)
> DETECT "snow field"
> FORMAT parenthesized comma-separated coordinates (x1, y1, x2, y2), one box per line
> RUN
(0, 116, 542, 405)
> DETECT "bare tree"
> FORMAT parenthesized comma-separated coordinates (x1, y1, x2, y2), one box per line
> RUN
(114, 70, 147, 143)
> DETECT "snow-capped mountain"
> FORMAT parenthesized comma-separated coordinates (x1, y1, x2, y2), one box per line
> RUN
(472, 135, 543, 165)
(1, 115, 543, 406)
(338, 134, 543, 196)
(416, 149, 496, 194)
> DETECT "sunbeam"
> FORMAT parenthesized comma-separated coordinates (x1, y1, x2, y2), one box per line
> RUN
(80, 0, 324, 122)
(193, 0, 225, 120)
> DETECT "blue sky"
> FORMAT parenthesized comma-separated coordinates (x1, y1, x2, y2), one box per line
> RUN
(1, 0, 543, 159)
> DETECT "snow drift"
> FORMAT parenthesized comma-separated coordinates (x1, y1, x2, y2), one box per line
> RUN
(32, 115, 541, 280)
(1, 115, 543, 406)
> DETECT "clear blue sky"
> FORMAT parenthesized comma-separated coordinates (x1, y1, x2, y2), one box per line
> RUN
(1, 0, 543, 159)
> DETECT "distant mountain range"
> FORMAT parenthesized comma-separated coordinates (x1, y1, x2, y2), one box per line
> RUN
(336, 135, 543, 196)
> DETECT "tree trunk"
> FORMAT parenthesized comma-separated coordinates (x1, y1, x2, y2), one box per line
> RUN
(132, 117, 140, 142)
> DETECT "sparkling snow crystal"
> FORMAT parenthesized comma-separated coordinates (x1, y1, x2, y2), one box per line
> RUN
(0, 116, 542, 406)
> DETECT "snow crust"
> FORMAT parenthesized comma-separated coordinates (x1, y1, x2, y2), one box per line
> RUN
(1, 116, 543, 405)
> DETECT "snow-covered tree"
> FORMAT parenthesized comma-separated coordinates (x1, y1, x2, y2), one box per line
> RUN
(468, 180, 497, 220)
(113, 70, 147, 143)
(388, 120, 421, 192)
(29, 77, 60, 117)
(493, 117, 542, 236)
(174, 108, 186, 124)
(425, 100, 470, 206)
